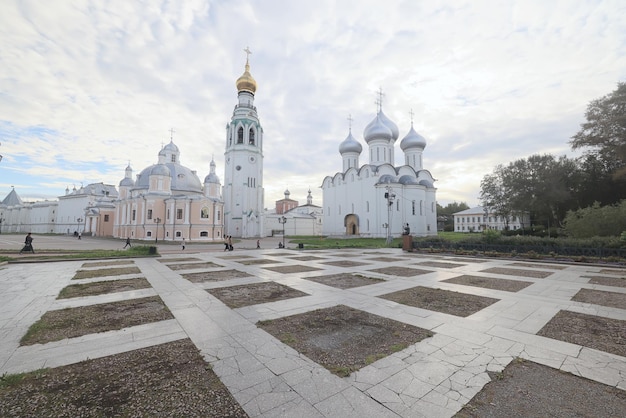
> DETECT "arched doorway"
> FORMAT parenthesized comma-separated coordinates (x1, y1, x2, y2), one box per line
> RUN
(344, 214, 359, 235)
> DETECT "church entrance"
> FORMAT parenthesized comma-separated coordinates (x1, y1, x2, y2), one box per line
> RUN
(345, 214, 359, 236)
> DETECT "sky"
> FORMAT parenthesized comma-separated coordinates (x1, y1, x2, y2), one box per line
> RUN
(1, 0, 625, 209)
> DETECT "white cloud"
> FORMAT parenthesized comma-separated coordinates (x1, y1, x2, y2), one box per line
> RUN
(1, 0, 625, 207)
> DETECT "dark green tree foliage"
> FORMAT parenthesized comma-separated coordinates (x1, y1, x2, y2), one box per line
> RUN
(480, 154, 579, 228)
(571, 82, 626, 181)
(437, 202, 469, 231)
(563, 200, 626, 238)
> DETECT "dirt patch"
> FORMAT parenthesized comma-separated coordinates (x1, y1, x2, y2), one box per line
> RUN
(0, 339, 248, 417)
(321, 260, 370, 267)
(367, 266, 433, 277)
(166, 262, 222, 271)
(456, 359, 626, 418)
(58, 278, 152, 299)
(598, 268, 626, 276)
(158, 257, 202, 263)
(207, 282, 309, 308)
(236, 259, 281, 265)
(584, 275, 626, 288)
(442, 275, 533, 292)
(217, 255, 254, 259)
(289, 256, 327, 261)
(414, 261, 466, 269)
(182, 270, 252, 283)
(73, 266, 142, 280)
(262, 265, 323, 274)
(81, 260, 135, 268)
(444, 257, 489, 263)
(508, 262, 567, 270)
(572, 288, 626, 310)
(380, 286, 500, 317)
(537, 310, 626, 357)
(257, 305, 433, 377)
(479, 267, 553, 279)
(20, 296, 173, 346)
(367, 257, 405, 262)
(305, 273, 385, 289)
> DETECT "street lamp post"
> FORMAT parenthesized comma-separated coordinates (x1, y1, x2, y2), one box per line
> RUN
(154, 218, 161, 243)
(384, 186, 396, 245)
(77, 218, 83, 235)
(278, 216, 287, 248)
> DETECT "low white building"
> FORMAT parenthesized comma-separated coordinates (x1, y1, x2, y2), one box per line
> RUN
(453, 206, 530, 232)
(264, 189, 323, 237)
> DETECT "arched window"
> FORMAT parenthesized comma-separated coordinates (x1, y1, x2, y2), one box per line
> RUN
(249, 128, 255, 145)
(237, 127, 244, 144)
(201, 207, 209, 218)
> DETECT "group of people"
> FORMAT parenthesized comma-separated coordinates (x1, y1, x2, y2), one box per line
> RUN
(224, 235, 233, 251)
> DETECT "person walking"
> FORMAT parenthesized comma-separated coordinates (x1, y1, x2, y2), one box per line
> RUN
(181, 238, 186, 251)
(228, 235, 233, 251)
(123, 237, 131, 249)
(19, 233, 35, 254)
(224, 236, 229, 251)
(256, 239, 260, 249)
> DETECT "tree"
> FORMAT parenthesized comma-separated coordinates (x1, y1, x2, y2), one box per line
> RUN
(437, 202, 469, 231)
(480, 154, 580, 228)
(563, 200, 626, 238)
(571, 82, 626, 180)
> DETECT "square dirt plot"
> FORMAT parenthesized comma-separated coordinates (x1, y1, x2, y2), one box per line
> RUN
(598, 268, 626, 276)
(20, 296, 173, 346)
(166, 262, 222, 271)
(367, 256, 405, 262)
(380, 286, 499, 317)
(257, 305, 433, 377)
(444, 257, 488, 263)
(58, 277, 152, 299)
(73, 266, 142, 280)
(264, 252, 291, 256)
(0, 339, 247, 418)
(456, 359, 626, 418)
(414, 261, 466, 269)
(442, 275, 533, 292)
(571, 288, 626, 310)
(182, 269, 252, 283)
(479, 267, 553, 279)
(537, 310, 626, 357)
(82, 260, 135, 268)
(157, 257, 201, 263)
(236, 258, 282, 265)
(321, 260, 370, 267)
(583, 275, 626, 288)
(207, 281, 309, 308)
(217, 254, 254, 259)
(262, 265, 323, 274)
(508, 262, 566, 270)
(367, 266, 433, 277)
(305, 273, 385, 289)
(289, 256, 326, 261)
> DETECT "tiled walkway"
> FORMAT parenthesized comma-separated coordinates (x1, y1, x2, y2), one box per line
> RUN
(1, 249, 625, 417)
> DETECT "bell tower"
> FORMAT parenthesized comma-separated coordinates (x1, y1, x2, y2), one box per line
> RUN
(223, 47, 265, 238)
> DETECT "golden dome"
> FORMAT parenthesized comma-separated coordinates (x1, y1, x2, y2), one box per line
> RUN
(236, 60, 257, 94)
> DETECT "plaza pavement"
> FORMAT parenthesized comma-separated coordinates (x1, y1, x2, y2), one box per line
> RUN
(0, 236, 625, 417)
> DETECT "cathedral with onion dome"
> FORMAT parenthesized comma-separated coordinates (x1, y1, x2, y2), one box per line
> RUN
(113, 137, 224, 242)
(321, 98, 437, 238)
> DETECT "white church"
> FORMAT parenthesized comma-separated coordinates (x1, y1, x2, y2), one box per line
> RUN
(321, 101, 438, 238)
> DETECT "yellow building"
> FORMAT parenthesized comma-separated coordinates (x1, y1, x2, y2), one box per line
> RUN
(113, 140, 224, 242)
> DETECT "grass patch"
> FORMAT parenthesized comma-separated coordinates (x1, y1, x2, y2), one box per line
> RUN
(288, 236, 403, 249)
(58, 278, 151, 299)
(0, 369, 48, 389)
(3, 246, 157, 262)
(72, 266, 141, 280)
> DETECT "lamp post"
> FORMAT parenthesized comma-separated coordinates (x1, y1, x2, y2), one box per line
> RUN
(278, 216, 287, 248)
(384, 186, 396, 245)
(154, 218, 161, 243)
(77, 218, 83, 235)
